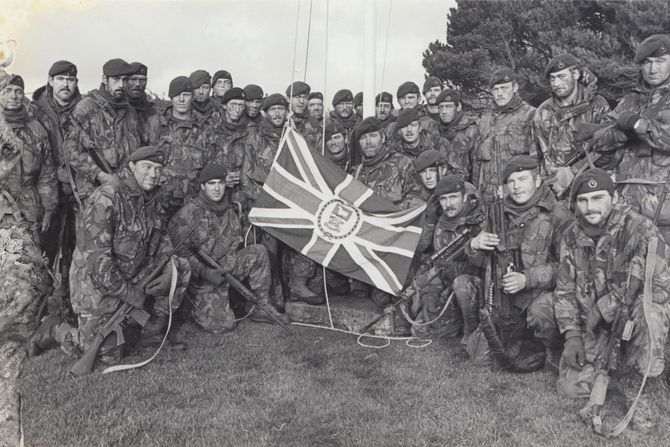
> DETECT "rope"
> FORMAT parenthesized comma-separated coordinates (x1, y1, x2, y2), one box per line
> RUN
(322, 266, 335, 329)
(234, 304, 256, 323)
(399, 291, 454, 327)
(304, 0, 314, 81)
(291, 322, 432, 349)
(320, 0, 330, 157)
(379, 0, 393, 92)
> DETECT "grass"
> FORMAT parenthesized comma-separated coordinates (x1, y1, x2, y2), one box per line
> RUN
(19, 319, 670, 447)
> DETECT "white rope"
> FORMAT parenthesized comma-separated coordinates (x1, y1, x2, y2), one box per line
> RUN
(320, 0, 330, 157)
(243, 224, 254, 248)
(291, 321, 432, 349)
(234, 304, 256, 323)
(399, 291, 454, 327)
(304, 0, 314, 81)
(379, 0, 393, 92)
(322, 266, 335, 329)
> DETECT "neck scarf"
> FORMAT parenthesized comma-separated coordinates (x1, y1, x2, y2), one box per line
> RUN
(493, 93, 523, 114)
(503, 182, 550, 215)
(196, 191, 229, 216)
(330, 110, 359, 131)
(97, 84, 128, 110)
(129, 92, 153, 112)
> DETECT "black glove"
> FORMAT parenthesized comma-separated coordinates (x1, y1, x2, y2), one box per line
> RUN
(145, 269, 173, 296)
(562, 332, 585, 371)
(615, 111, 641, 132)
(123, 286, 146, 309)
(201, 268, 226, 286)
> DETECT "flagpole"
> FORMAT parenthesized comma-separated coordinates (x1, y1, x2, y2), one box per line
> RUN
(363, 0, 376, 118)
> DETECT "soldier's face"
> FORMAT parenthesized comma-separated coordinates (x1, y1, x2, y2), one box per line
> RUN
(438, 102, 460, 124)
(245, 99, 263, 118)
(439, 191, 465, 217)
(171, 92, 193, 114)
(48, 75, 78, 103)
(334, 101, 354, 118)
(289, 93, 308, 114)
(576, 190, 616, 225)
(225, 99, 245, 122)
(399, 121, 420, 145)
(103, 75, 128, 99)
(549, 68, 579, 99)
(505, 170, 540, 205)
(129, 160, 162, 192)
(424, 86, 442, 105)
(0, 84, 23, 110)
(327, 133, 346, 160)
(398, 93, 419, 109)
(491, 81, 518, 107)
(267, 105, 287, 127)
(641, 55, 670, 87)
(213, 78, 232, 97)
(193, 84, 211, 103)
(419, 167, 439, 190)
(126, 74, 148, 99)
(376, 102, 393, 120)
(359, 131, 384, 158)
(308, 98, 324, 119)
(201, 178, 226, 202)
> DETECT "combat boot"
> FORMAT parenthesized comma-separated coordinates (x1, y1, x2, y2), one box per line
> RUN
(250, 296, 292, 325)
(28, 314, 61, 357)
(136, 314, 186, 352)
(288, 278, 324, 305)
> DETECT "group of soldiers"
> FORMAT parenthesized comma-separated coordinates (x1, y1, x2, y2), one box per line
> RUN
(1, 32, 670, 441)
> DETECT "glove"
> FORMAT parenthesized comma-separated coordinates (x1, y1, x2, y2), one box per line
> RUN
(615, 111, 641, 132)
(123, 286, 146, 309)
(562, 331, 586, 371)
(145, 269, 173, 297)
(585, 305, 603, 333)
(201, 268, 226, 286)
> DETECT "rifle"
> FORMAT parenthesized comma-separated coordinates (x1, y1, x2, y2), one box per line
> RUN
(69, 222, 200, 376)
(194, 248, 294, 335)
(71, 119, 114, 175)
(360, 228, 472, 335)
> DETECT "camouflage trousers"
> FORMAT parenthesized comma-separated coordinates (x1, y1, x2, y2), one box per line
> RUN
(284, 246, 317, 281)
(0, 217, 49, 446)
(186, 244, 272, 333)
(255, 229, 285, 308)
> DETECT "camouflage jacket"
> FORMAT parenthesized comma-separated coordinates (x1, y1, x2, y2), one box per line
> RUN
(554, 203, 670, 334)
(192, 98, 223, 128)
(241, 119, 283, 203)
(533, 85, 610, 178)
(130, 95, 161, 146)
(591, 80, 670, 224)
(69, 173, 179, 314)
(0, 110, 58, 224)
(438, 111, 480, 182)
(207, 119, 251, 210)
(301, 117, 324, 152)
(64, 87, 140, 199)
(168, 193, 243, 280)
(474, 95, 535, 198)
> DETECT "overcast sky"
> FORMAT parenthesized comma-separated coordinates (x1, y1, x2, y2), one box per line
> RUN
(5, 0, 454, 107)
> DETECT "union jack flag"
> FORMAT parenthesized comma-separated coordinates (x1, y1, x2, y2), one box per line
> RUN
(248, 127, 425, 296)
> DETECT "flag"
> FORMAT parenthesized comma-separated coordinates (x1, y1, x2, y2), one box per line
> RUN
(248, 127, 425, 296)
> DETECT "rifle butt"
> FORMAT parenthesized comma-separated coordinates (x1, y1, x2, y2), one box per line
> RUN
(69, 334, 104, 376)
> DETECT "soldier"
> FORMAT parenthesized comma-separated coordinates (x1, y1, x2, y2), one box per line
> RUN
(422, 76, 443, 121)
(353, 91, 363, 119)
(190, 69, 220, 126)
(30, 146, 191, 365)
(412, 150, 447, 206)
(436, 89, 479, 182)
(243, 84, 264, 126)
(0, 71, 56, 444)
(307, 91, 324, 121)
(328, 89, 361, 148)
(555, 168, 670, 433)
(389, 108, 455, 165)
(323, 120, 349, 170)
(466, 156, 569, 368)
(64, 58, 140, 203)
(474, 68, 535, 203)
(168, 164, 288, 333)
(126, 62, 160, 145)
(533, 54, 611, 198)
(302, 91, 325, 151)
(384, 81, 438, 142)
(212, 70, 233, 104)
(156, 76, 214, 218)
(375, 91, 396, 130)
(286, 81, 311, 133)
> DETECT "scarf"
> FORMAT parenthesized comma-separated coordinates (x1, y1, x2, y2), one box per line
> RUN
(97, 84, 129, 110)
(438, 111, 463, 139)
(3, 105, 28, 126)
(291, 108, 309, 127)
(439, 195, 485, 231)
(361, 144, 390, 167)
(329, 110, 359, 131)
(192, 98, 214, 116)
(221, 114, 248, 133)
(493, 93, 524, 115)
(196, 191, 229, 216)
(503, 182, 551, 215)
(129, 92, 154, 112)
(259, 116, 283, 142)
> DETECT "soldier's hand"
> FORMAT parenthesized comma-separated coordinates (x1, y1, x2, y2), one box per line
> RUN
(615, 111, 642, 132)
(202, 268, 226, 286)
(123, 286, 146, 309)
(97, 172, 120, 187)
(226, 171, 240, 187)
(502, 271, 526, 294)
(41, 212, 54, 233)
(585, 305, 603, 333)
(562, 334, 586, 371)
(145, 270, 173, 297)
(470, 232, 499, 251)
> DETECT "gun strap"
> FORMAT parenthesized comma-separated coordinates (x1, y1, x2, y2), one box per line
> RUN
(102, 257, 179, 375)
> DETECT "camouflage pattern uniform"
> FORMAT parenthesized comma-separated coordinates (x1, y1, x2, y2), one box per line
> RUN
(169, 193, 272, 332)
(64, 86, 140, 201)
(301, 116, 324, 153)
(554, 203, 670, 422)
(129, 93, 161, 146)
(437, 111, 480, 182)
(384, 108, 438, 145)
(474, 95, 535, 203)
(192, 97, 222, 128)
(65, 171, 191, 362)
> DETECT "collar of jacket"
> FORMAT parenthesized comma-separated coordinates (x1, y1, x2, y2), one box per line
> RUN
(159, 106, 198, 129)
(573, 202, 631, 248)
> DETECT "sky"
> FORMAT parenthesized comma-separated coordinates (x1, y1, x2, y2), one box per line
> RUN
(4, 0, 454, 108)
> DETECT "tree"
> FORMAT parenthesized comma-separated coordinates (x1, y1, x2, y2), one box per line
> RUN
(422, 0, 670, 109)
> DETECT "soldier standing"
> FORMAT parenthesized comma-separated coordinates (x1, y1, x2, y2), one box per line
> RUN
(126, 62, 160, 145)
(243, 84, 264, 126)
(422, 76, 443, 122)
(212, 70, 233, 104)
(327, 89, 361, 146)
(190, 70, 221, 126)
(435, 89, 479, 182)
(384, 81, 438, 140)
(388, 108, 454, 166)
(286, 81, 311, 133)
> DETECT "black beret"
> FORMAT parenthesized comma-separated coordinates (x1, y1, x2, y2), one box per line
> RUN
(286, 81, 311, 97)
(262, 93, 289, 111)
(325, 120, 347, 142)
(488, 68, 517, 89)
(332, 89, 353, 106)
(422, 76, 442, 93)
(49, 60, 77, 77)
(356, 117, 384, 137)
(354, 92, 363, 107)
(168, 76, 193, 98)
(436, 89, 460, 105)
(129, 146, 166, 165)
(198, 164, 228, 183)
(396, 108, 419, 129)
(221, 87, 246, 104)
(8, 75, 24, 90)
(434, 175, 465, 197)
(397, 81, 420, 99)
(634, 34, 670, 64)
(413, 150, 445, 172)
(243, 84, 264, 100)
(189, 70, 211, 89)
(376, 91, 393, 106)
(570, 168, 615, 203)
(212, 70, 232, 85)
(129, 62, 148, 76)
(544, 54, 580, 78)
(103, 58, 133, 77)
(502, 155, 538, 182)
(308, 91, 323, 101)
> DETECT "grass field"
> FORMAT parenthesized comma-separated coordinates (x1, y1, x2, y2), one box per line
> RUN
(19, 319, 670, 446)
